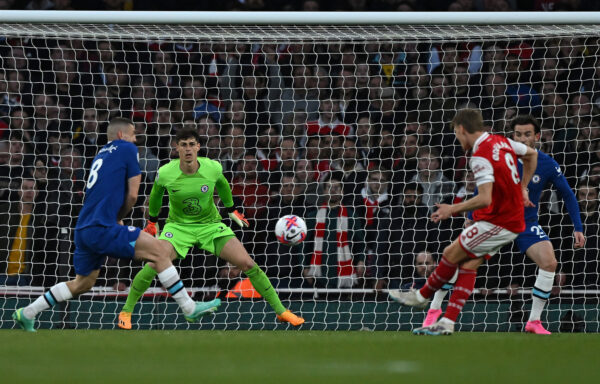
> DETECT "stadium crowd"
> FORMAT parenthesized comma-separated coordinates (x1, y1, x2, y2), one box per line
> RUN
(0, 6, 599, 298)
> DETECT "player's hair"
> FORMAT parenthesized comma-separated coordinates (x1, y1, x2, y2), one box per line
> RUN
(452, 108, 484, 133)
(510, 114, 541, 134)
(106, 117, 134, 140)
(175, 127, 201, 144)
(404, 182, 424, 194)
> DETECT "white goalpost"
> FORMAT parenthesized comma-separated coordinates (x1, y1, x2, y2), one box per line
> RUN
(0, 11, 598, 331)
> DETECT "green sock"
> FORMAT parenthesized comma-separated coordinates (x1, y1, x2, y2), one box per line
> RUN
(245, 265, 286, 315)
(121, 264, 157, 313)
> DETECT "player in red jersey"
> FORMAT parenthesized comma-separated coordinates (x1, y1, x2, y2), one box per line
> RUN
(389, 108, 538, 335)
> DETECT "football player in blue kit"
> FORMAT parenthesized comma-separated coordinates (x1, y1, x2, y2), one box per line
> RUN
(422, 115, 585, 334)
(13, 117, 219, 331)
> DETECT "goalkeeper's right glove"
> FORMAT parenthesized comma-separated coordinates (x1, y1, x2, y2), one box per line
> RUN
(144, 219, 157, 236)
(226, 207, 250, 228)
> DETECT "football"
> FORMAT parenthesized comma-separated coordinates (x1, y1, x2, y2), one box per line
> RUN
(275, 215, 307, 246)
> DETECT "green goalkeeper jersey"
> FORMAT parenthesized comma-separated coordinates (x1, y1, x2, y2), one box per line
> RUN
(148, 157, 234, 225)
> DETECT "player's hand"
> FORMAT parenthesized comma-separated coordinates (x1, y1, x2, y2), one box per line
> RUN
(143, 220, 157, 236)
(431, 203, 453, 223)
(573, 231, 586, 248)
(227, 207, 250, 228)
(522, 187, 535, 208)
(464, 218, 474, 228)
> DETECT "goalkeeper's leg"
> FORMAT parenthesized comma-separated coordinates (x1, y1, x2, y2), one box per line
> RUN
(118, 263, 158, 329)
(218, 237, 305, 326)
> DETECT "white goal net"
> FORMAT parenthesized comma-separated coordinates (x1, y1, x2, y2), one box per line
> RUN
(0, 13, 598, 331)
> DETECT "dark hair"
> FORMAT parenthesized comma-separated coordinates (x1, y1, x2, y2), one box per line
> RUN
(452, 108, 484, 133)
(404, 182, 423, 194)
(175, 127, 201, 143)
(510, 114, 541, 134)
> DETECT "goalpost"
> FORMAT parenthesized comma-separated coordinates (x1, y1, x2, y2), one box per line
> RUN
(0, 11, 598, 331)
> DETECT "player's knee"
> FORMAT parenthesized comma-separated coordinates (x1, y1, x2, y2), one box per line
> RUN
(540, 257, 558, 272)
(239, 258, 256, 272)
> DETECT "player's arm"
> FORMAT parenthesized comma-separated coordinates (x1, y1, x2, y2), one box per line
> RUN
(144, 176, 166, 236)
(432, 155, 494, 223)
(432, 182, 492, 223)
(215, 173, 249, 228)
(117, 174, 141, 221)
(508, 138, 537, 207)
(552, 166, 586, 247)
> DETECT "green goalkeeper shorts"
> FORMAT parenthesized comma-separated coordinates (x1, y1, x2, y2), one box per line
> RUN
(159, 221, 236, 259)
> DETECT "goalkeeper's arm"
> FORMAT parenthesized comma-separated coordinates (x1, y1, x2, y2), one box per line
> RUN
(144, 179, 166, 236)
(215, 173, 249, 228)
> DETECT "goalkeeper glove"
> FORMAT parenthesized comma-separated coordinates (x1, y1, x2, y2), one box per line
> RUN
(226, 207, 249, 228)
(143, 219, 158, 236)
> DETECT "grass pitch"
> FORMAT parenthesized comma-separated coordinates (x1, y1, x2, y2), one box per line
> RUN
(1, 330, 598, 384)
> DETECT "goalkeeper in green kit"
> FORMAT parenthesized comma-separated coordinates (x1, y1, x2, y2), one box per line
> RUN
(117, 127, 304, 329)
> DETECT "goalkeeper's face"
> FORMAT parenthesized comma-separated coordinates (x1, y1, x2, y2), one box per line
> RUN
(177, 138, 200, 162)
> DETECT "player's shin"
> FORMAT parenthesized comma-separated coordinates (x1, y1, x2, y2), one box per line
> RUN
(419, 256, 459, 299)
(23, 282, 74, 319)
(443, 268, 477, 323)
(122, 263, 157, 313)
(430, 269, 458, 310)
(157, 265, 195, 315)
(529, 269, 554, 322)
(245, 264, 286, 315)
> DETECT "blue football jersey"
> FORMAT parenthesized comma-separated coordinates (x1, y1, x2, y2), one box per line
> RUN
(76, 140, 141, 229)
(517, 150, 583, 231)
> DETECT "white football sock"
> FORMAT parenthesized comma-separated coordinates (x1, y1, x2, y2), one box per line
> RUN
(24, 282, 73, 319)
(430, 290, 449, 310)
(430, 268, 457, 310)
(529, 269, 554, 322)
(157, 266, 195, 315)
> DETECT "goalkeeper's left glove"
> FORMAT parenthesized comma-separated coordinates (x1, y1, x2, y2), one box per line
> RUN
(226, 207, 249, 228)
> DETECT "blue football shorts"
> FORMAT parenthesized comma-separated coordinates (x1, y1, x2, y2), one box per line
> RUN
(74, 224, 141, 276)
(515, 222, 550, 254)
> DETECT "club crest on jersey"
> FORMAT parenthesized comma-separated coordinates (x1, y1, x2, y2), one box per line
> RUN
(128, 226, 136, 232)
(201, 185, 209, 193)
(165, 232, 173, 238)
(532, 174, 541, 183)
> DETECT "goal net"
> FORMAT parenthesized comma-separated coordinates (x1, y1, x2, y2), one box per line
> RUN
(0, 13, 598, 332)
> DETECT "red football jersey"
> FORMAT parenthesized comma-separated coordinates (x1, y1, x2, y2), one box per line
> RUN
(470, 132, 527, 233)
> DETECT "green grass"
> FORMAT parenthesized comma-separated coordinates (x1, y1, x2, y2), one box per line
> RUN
(1, 330, 598, 384)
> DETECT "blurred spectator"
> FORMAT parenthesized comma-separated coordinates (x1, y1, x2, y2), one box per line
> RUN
(0, 178, 48, 286)
(262, 173, 308, 286)
(357, 168, 392, 287)
(221, 125, 246, 179)
(231, 152, 269, 221)
(331, 135, 367, 203)
(303, 173, 365, 288)
(354, 115, 379, 169)
(72, 107, 108, 167)
(268, 135, 297, 188)
(401, 251, 436, 290)
(306, 98, 352, 137)
(570, 183, 599, 288)
(411, 146, 455, 211)
(294, 158, 319, 207)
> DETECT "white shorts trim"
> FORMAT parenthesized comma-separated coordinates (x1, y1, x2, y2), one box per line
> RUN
(459, 220, 518, 258)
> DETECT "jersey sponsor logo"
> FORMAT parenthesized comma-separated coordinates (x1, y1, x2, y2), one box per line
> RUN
(201, 185, 209, 193)
(532, 174, 541, 183)
(128, 226, 136, 232)
(165, 232, 173, 238)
